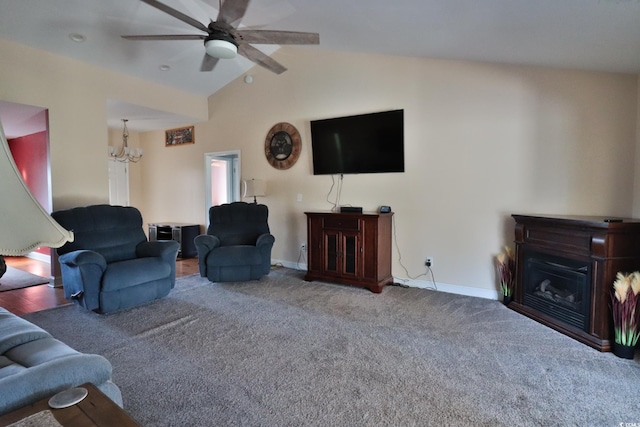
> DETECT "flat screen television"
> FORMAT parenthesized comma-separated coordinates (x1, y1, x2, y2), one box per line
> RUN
(310, 109, 404, 175)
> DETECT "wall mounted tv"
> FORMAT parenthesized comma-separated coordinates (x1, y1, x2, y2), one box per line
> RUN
(310, 109, 404, 175)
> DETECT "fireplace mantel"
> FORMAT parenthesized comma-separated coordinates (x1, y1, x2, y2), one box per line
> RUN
(511, 214, 640, 351)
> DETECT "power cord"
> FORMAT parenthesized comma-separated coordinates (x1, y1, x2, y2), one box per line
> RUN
(425, 265, 437, 291)
(392, 214, 437, 291)
(326, 174, 344, 212)
(322, 184, 438, 290)
(297, 246, 307, 270)
(326, 175, 337, 210)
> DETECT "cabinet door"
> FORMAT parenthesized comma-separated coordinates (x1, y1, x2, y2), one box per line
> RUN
(322, 230, 361, 279)
(340, 231, 360, 279)
(323, 230, 341, 277)
(360, 217, 378, 281)
(307, 216, 324, 274)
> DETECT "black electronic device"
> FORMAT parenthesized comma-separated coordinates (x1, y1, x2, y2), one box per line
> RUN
(379, 206, 391, 213)
(310, 109, 405, 175)
(340, 206, 363, 214)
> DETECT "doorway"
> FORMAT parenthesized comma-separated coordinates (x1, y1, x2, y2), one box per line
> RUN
(108, 159, 130, 206)
(204, 150, 241, 226)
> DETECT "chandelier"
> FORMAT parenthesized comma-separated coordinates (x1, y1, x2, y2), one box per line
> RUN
(108, 119, 142, 163)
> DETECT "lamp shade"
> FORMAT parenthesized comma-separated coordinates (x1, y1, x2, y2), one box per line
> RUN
(0, 121, 73, 255)
(243, 179, 266, 200)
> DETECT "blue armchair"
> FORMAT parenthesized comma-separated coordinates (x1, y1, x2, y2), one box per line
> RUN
(195, 202, 275, 282)
(51, 205, 180, 314)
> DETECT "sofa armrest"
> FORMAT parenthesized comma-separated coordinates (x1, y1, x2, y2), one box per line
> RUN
(194, 235, 221, 277)
(59, 250, 107, 270)
(0, 352, 118, 416)
(256, 233, 275, 248)
(0, 309, 50, 355)
(256, 234, 275, 274)
(195, 234, 221, 250)
(136, 240, 180, 262)
(58, 250, 107, 311)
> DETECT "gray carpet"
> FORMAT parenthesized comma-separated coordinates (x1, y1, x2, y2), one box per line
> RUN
(22, 268, 640, 426)
(0, 266, 49, 292)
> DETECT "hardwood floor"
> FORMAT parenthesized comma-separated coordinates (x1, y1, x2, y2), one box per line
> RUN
(1, 256, 200, 316)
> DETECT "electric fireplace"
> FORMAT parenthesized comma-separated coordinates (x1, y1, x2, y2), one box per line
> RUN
(523, 251, 590, 332)
(511, 214, 640, 352)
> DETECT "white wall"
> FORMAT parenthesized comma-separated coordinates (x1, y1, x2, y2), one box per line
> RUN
(136, 48, 638, 298)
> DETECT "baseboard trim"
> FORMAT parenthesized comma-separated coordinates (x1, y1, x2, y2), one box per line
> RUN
(272, 259, 307, 271)
(26, 251, 51, 263)
(272, 259, 499, 300)
(397, 277, 499, 300)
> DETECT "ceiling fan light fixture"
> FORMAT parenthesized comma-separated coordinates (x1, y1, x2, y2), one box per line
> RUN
(204, 39, 238, 59)
(120, 0, 319, 74)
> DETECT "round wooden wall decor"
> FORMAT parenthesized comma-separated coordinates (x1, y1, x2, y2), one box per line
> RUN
(264, 122, 302, 170)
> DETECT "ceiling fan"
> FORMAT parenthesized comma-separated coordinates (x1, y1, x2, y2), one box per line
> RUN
(122, 0, 320, 74)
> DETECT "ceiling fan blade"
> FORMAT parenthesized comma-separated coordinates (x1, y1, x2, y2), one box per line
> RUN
(200, 54, 220, 72)
(238, 44, 286, 74)
(217, 0, 250, 27)
(140, 0, 208, 32)
(236, 30, 319, 45)
(122, 34, 205, 41)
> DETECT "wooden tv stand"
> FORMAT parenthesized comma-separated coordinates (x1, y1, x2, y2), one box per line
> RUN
(304, 211, 393, 293)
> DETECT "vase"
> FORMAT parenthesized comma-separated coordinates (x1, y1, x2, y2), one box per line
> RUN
(613, 342, 636, 359)
(502, 295, 513, 305)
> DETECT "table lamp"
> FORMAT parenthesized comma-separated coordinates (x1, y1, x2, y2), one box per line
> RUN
(243, 179, 266, 204)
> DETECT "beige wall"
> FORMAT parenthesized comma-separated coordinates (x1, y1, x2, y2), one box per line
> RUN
(2, 37, 638, 297)
(136, 48, 638, 298)
(0, 38, 207, 210)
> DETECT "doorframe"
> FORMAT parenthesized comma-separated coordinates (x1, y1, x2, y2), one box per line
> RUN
(107, 158, 130, 206)
(204, 150, 241, 226)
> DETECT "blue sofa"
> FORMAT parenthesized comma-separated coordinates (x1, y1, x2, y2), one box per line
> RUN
(195, 202, 275, 282)
(0, 307, 122, 415)
(52, 205, 180, 314)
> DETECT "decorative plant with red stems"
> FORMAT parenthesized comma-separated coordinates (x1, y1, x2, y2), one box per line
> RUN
(496, 247, 515, 297)
(611, 271, 640, 347)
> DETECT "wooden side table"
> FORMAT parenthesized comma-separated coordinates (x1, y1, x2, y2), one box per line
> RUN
(0, 383, 139, 427)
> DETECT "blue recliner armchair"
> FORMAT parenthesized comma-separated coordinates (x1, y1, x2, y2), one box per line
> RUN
(51, 205, 180, 314)
(195, 202, 275, 282)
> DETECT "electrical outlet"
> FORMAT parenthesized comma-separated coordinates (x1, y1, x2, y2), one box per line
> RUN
(301, 244, 307, 252)
(425, 257, 434, 267)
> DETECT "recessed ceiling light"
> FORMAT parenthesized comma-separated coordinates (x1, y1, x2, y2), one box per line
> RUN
(68, 33, 86, 43)
(159, 65, 171, 71)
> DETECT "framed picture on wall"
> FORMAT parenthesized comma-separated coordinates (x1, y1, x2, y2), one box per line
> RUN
(165, 126, 194, 146)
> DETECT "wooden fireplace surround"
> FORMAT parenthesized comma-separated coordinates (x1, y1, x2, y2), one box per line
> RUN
(511, 214, 640, 352)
